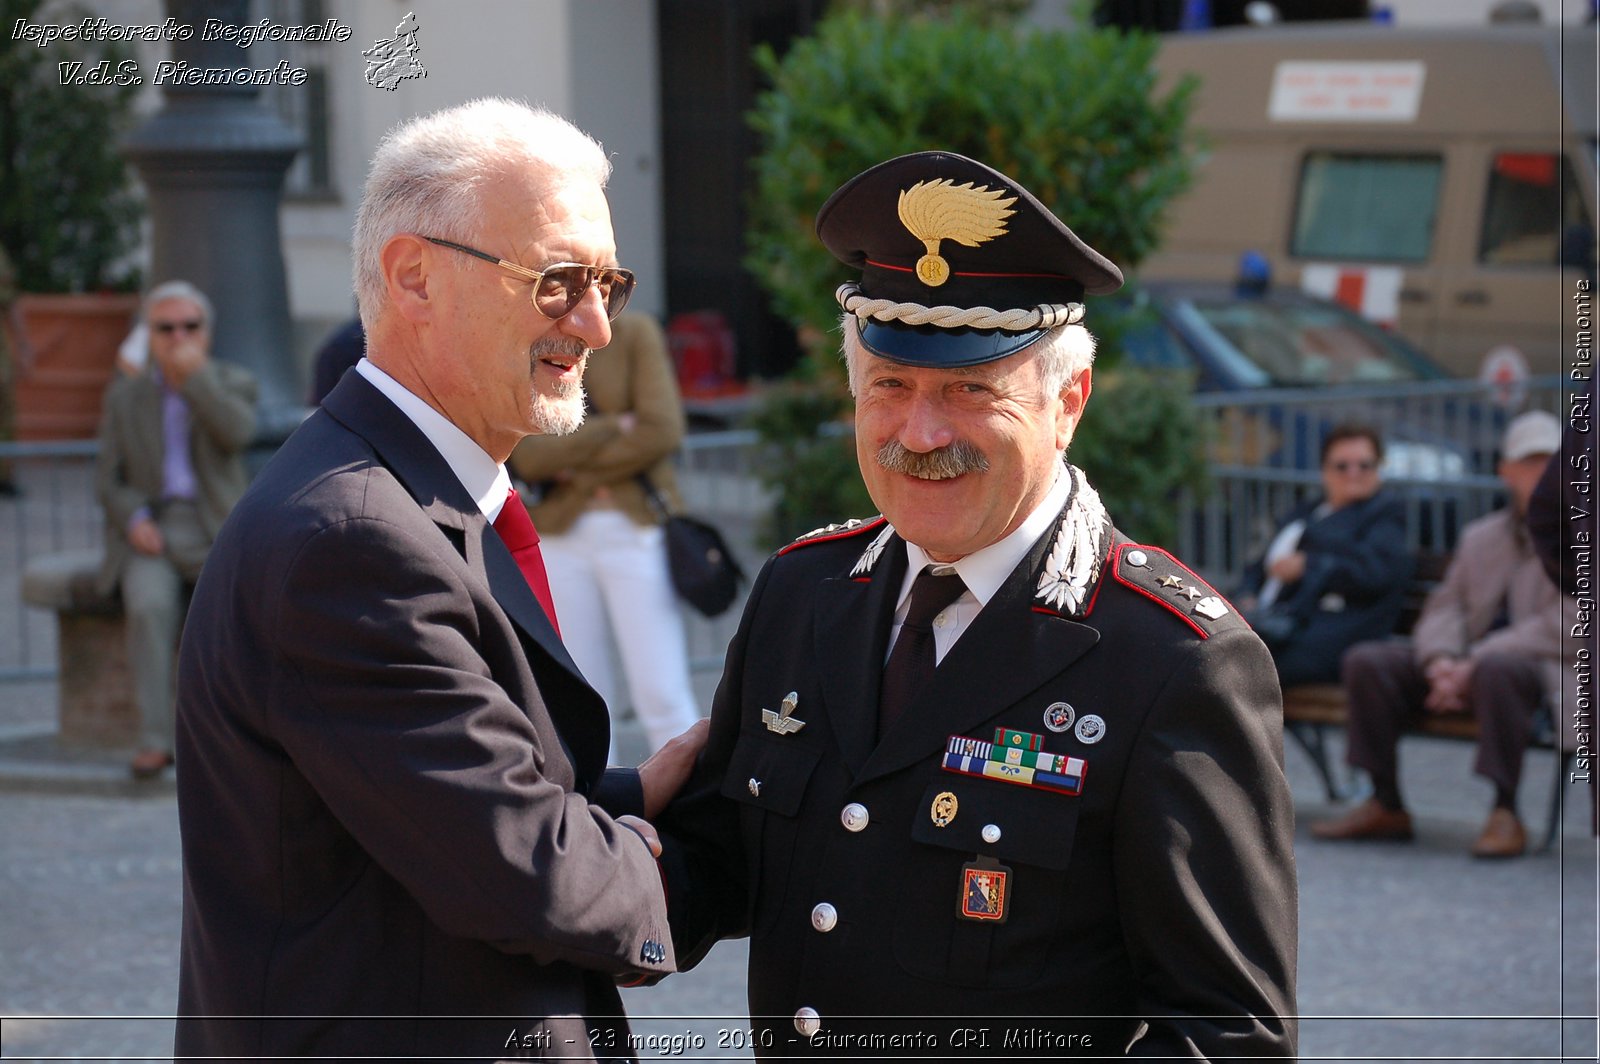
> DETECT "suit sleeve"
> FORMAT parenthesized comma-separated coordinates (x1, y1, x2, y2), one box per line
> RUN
(95, 380, 146, 534)
(264, 513, 674, 979)
(181, 360, 258, 452)
(1114, 628, 1299, 1059)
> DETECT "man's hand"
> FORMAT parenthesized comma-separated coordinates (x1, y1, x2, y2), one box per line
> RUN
(1423, 657, 1472, 714)
(1267, 551, 1306, 584)
(638, 717, 709, 820)
(616, 814, 662, 858)
(127, 514, 165, 556)
(163, 337, 209, 389)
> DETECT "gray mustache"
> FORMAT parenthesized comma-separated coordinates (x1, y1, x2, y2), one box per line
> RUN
(875, 438, 990, 480)
(532, 336, 590, 360)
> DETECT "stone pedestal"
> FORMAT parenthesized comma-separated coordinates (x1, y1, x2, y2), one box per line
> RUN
(20, 548, 137, 749)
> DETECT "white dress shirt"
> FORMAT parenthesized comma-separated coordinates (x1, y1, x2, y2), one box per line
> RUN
(355, 358, 512, 521)
(887, 464, 1074, 665)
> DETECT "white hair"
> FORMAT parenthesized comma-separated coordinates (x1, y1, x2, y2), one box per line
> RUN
(144, 280, 213, 326)
(840, 314, 1096, 399)
(352, 98, 611, 331)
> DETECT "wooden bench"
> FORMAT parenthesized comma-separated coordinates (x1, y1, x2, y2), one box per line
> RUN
(1279, 549, 1574, 851)
(19, 548, 139, 748)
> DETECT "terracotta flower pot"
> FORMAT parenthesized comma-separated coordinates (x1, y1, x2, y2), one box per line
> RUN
(12, 293, 139, 441)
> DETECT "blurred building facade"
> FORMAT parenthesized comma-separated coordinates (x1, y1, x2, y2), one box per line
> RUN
(89, 0, 1593, 390)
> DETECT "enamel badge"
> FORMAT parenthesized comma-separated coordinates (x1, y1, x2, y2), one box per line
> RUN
(958, 857, 1012, 923)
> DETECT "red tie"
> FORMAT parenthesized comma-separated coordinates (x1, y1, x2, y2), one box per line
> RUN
(492, 487, 561, 635)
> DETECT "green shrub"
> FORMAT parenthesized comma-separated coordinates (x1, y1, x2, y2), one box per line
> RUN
(0, 0, 143, 292)
(744, 4, 1204, 548)
(746, 5, 1196, 351)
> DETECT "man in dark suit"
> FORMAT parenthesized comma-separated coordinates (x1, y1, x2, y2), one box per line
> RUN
(96, 280, 257, 778)
(175, 99, 699, 1063)
(660, 153, 1298, 1057)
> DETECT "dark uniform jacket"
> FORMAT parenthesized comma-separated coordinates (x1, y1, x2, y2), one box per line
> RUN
(661, 468, 1298, 1058)
(174, 371, 673, 1063)
(1238, 490, 1412, 686)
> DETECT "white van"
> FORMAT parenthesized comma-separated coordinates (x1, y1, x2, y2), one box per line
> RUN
(1141, 22, 1596, 378)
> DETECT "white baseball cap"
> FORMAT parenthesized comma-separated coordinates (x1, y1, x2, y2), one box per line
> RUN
(1501, 410, 1561, 462)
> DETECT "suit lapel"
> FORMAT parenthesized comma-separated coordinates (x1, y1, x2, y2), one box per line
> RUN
(815, 539, 906, 778)
(321, 372, 596, 702)
(856, 508, 1103, 786)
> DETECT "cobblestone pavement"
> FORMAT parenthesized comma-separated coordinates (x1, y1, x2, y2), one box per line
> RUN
(1, 684, 1596, 1062)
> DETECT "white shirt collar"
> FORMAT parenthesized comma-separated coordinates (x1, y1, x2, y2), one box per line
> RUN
(897, 462, 1072, 610)
(355, 358, 512, 521)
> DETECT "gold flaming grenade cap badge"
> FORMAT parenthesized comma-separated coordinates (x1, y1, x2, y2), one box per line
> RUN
(896, 178, 1017, 288)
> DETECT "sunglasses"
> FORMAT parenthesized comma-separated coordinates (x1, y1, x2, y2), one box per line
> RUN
(424, 237, 636, 321)
(151, 320, 204, 335)
(1327, 460, 1378, 473)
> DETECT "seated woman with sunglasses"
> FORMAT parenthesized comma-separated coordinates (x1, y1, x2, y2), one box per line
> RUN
(1236, 423, 1413, 687)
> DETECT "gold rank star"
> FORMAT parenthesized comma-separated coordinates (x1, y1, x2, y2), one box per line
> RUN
(1179, 585, 1202, 600)
(1158, 575, 1184, 589)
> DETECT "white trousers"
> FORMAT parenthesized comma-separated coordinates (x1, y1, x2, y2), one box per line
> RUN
(540, 509, 701, 756)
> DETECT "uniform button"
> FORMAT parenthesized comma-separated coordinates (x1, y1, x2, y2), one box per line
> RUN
(982, 823, 1002, 844)
(1126, 549, 1149, 567)
(841, 803, 870, 832)
(810, 902, 838, 932)
(794, 1007, 821, 1038)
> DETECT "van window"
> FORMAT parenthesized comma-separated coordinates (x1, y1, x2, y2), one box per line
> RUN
(1478, 152, 1593, 266)
(1290, 152, 1443, 263)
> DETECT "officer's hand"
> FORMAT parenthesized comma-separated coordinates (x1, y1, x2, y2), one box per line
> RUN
(638, 717, 710, 820)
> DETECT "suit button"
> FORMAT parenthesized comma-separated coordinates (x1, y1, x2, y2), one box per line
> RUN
(794, 1007, 821, 1038)
(810, 902, 838, 932)
(841, 803, 869, 832)
(982, 823, 1002, 844)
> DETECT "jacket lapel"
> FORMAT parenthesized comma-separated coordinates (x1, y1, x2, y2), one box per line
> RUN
(131, 374, 165, 494)
(856, 509, 1103, 786)
(814, 538, 907, 778)
(321, 372, 595, 699)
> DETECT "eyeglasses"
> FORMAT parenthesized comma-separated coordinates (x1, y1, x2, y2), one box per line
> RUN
(151, 319, 204, 335)
(424, 237, 636, 321)
(1327, 460, 1378, 474)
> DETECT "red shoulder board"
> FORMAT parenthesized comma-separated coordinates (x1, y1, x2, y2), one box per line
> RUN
(777, 515, 888, 556)
(1104, 543, 1245, 640)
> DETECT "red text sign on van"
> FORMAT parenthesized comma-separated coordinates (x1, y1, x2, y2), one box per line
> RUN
(1268, 62, 1426, 123)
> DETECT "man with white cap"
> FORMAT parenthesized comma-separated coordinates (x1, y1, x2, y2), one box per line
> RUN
(660, 151, 1297, 1057)
(1314, 409, 1572, 858)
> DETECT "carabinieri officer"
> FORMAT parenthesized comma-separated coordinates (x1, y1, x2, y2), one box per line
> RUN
(660, 151, 1298, 1059)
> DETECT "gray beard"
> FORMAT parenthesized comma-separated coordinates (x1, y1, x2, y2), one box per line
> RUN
(529, 337, 588, 436)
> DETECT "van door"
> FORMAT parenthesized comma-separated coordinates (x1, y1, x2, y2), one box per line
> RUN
(1431, 145, 1593, 378)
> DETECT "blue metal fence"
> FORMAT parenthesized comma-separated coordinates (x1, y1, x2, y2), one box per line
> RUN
(0, 374, 1574, 682)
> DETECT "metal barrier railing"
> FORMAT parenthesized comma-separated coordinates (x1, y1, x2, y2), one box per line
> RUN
(0, 440, 104, 682)
(0, 374, 1570, 682)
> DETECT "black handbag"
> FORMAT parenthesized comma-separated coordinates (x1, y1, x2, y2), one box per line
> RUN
(637, 474, 744, 617)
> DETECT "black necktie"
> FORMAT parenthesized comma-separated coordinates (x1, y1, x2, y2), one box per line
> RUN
(878, 567, 967, 737)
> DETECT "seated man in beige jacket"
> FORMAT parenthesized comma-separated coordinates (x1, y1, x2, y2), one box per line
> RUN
(510, 312, 700, 755)
(1312, 410, 1573, 857)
